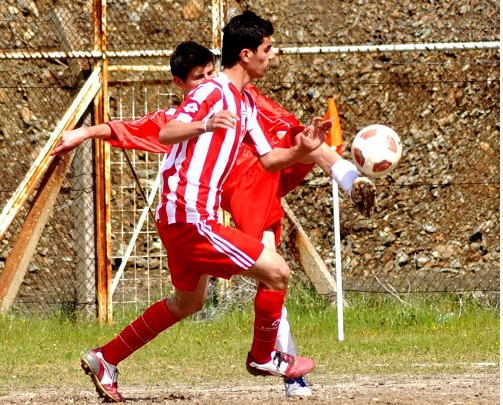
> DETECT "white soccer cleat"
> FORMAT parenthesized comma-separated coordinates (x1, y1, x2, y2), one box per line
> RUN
(284, 376, 312, 397)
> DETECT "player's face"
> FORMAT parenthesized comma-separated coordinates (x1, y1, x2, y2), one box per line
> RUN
(247, 37, 275, 79)
(178, 62, 216, 96)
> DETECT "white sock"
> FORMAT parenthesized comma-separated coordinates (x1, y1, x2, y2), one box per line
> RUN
(275, 307, 297, 355)
(330, 159, 359, 196)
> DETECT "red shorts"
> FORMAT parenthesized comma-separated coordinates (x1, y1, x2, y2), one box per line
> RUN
(221, 127, 315, 246)
(157, 220, 264, 292)
(222, 162, 283, 242)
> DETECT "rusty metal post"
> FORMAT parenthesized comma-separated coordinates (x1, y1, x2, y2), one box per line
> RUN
(73, 111, 97, 320)
(212, 0, 226, 67)
(212, 0, 232, 303)
(93, 0, 113, 324)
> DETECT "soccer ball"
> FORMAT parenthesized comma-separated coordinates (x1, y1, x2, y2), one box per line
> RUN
(351, 124, 403, 178)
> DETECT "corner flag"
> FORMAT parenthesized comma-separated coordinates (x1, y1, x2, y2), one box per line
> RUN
(324, 97, 344, 155)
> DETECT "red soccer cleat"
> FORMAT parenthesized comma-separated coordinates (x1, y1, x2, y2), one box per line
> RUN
(246, 351, 315, 379)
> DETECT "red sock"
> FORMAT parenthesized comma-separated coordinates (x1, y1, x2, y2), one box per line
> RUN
(250, 284, 286, 364)
(101, 299, 179, 365)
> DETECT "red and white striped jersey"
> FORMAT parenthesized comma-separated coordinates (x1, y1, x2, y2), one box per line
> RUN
(106, 108, 176, 153)
(156, 73, 273, 225)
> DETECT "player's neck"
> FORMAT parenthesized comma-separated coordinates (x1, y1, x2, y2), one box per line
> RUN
(222, 66, 252, 93)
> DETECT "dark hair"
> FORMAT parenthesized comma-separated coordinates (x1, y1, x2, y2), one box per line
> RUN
(170, 41, 215, 81)
(221, 10, 274, 68)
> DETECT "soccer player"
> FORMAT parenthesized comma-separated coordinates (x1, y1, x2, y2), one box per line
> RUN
(52, 39, 375, 398)
(61, 11, 333, 402)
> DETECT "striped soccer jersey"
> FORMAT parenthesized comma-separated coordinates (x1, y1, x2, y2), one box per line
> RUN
(156, 73, 273, 225)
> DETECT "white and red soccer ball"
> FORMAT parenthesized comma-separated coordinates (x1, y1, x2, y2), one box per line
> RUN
(351, 124, 403, 178)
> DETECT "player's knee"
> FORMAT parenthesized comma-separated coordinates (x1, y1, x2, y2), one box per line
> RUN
(187, 298, 205, 314)
(252, 248, 291, 290)
(169, 295, 205, 319)
(268, 259, 290, 290)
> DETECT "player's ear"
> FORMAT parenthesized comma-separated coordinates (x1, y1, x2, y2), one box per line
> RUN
(239, 48, 252, 63)
(173, 76, 184, 89)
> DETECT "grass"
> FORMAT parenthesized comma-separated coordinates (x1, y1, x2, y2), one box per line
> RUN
(0, 292, 499, 395)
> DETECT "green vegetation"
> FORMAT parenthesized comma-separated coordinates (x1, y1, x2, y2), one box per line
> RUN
(0, 292, 498, 395)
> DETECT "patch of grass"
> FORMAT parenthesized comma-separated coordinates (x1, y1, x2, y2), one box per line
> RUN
(285, 291, 499, 375)
(0, 292, 498, 394)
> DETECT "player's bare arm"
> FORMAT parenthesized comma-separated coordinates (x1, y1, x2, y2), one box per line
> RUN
(158, 110, 239, 145)
(297, 117, 333, 151)
(259, 117, 333, 172)
(50, 124, 113, 156)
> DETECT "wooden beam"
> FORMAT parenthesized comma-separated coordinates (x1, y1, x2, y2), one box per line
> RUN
(281, 200, 337, 300)
(0, 154, 73, 314)
(50, 7, 91, 87)
(0, 67, 102, 242)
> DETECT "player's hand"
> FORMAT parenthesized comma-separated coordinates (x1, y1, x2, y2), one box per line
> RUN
(297, 117, 333, 153)
(205, 110, 239, 132)
(50, 127, 89, 156)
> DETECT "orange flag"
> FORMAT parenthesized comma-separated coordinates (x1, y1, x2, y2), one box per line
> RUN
(324, 97, 343, 155)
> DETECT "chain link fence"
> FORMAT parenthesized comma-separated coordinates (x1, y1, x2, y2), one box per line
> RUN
(0, 0, 499, 317)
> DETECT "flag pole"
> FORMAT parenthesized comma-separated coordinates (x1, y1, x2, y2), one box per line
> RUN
(331, 177, 344, 341)
(325, 97, 344, 341)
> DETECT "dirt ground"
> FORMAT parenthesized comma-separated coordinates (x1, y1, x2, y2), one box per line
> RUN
(0, 374, 499, 404)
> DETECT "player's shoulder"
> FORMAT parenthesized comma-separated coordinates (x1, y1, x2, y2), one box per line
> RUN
(165, 107, 177, 116)
(189, 78, 223, 102)
(151, 107, 176, 117)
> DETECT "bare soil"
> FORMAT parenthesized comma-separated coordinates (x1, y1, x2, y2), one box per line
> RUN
(1, 374, 499, 404)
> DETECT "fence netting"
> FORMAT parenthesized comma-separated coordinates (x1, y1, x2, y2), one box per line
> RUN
(0, 0, 499, 317)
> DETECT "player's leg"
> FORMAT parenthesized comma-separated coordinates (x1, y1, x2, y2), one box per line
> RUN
(260, 228, 312, 396)
(261, 230, 297, 358)
(275, 128, 376, 217)
(100, 276, 208, 365)
(260, 229, 296, 362)
(276, 306, 313, 396)
(167, 275, 211, 319)
(305, 142, 376, 217)
(158, 219, 312, 378)
(223, 160, 316, 379)
(81, 255, 210, 402)
(261, 228, 276, 250)
(242, 245, 315, 379)
(81, 296, 184, 402)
